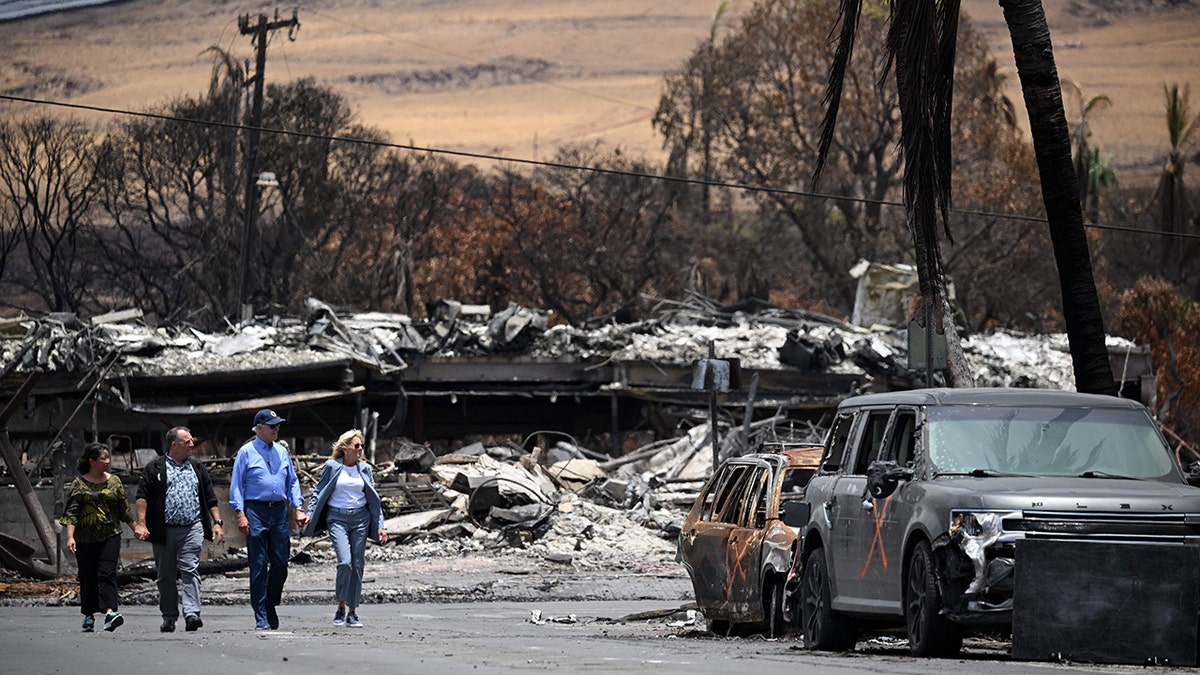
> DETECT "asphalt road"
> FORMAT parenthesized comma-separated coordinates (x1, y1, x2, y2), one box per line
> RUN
(1, 601, 1189, 675)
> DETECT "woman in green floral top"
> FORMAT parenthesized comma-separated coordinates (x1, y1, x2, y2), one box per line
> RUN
(60, 443, 136, 632)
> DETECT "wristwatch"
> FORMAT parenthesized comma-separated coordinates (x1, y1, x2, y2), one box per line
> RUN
(213, 519, 224, 526)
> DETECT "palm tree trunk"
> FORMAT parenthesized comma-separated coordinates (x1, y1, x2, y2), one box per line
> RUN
(998, 0, 1116, 396)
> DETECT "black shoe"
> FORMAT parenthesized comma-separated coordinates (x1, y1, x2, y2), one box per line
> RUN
(185, 614, 203, 632)
(103, 611, 124, 632)
(81, 615, 95, 633)
(160, 618, 176, 633)
(266, 605, 279, 630)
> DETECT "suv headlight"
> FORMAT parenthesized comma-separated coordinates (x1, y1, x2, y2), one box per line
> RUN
(951, 511, 1003, 539)
(950, 511, 1005, 594)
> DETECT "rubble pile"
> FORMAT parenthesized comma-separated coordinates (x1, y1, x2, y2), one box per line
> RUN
(280, 447, 686, 585)
(0, 293, 1151, 590)
(1, 295, 1132, 392)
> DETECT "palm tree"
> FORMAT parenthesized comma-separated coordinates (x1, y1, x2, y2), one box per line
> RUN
(1063, 82, 1111, 218)
(984, 57, 1018, 128)
(998, 0, 1115, 395)
(1083, 147, 1117, 225)
(815, 0, 1116, 395)
(1153, 83, 1200, 282)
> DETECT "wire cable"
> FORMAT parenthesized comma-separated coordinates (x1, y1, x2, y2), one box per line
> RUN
(1, 92, 1197, 240)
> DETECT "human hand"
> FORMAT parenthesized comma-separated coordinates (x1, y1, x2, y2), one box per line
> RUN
(378, 529, 388, 545)
(294, 511, 309, 529)
(66, 537, 76, 554)
(134, 523, 150, 541)
(237, 511, 249, 535)
(213, 524, 225, 545)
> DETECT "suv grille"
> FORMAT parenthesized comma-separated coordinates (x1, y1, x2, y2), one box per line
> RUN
(1005, 510, 1200, 544)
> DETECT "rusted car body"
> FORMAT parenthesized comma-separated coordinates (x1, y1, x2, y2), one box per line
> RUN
(678, 445, 821, 636)
(794, 388, 1200, 658)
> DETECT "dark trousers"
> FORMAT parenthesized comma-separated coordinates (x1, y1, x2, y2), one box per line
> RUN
(75, 534, 121, 616)
(245, 500, 290, 627)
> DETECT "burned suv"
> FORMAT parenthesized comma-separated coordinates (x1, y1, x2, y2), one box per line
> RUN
(679, 445, 821, 637)
(795, 388, 1200, 659)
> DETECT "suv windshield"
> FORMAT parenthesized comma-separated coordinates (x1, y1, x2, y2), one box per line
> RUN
(926, 405, 1177, 480)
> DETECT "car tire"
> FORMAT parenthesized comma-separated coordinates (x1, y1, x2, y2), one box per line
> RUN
(800, 548, 858, 651)
(764, 578, 787, 638)
(905, 540, 963, 657)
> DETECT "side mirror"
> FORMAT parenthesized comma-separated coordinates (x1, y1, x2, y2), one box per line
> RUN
(866, 460, 915, 500)
(780, 500, 810, 528)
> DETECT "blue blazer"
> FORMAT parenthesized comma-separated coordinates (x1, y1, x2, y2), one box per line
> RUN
(303, 459, 386, 543)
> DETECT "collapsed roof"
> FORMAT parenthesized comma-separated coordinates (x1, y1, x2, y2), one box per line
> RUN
(1, 294, 1143, 385)
(0, 293, 1152, 453)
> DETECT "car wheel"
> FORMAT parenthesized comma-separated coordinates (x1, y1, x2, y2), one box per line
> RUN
(905, 540, 964, 657)
(764, 578, 787, 638)
(799, 548, 858, 651)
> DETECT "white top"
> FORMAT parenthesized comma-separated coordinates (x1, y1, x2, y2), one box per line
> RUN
(329, 463, 367, 509)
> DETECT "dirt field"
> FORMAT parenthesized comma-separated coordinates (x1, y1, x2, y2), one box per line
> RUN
(1, 0, 1198, 186)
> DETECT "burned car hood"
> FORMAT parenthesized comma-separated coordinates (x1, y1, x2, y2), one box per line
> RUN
(918, 475, 1200, 511)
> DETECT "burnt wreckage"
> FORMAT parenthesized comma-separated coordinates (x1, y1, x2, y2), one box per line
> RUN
(1, 298, 883, 458)
(0, 294, 1162, 465)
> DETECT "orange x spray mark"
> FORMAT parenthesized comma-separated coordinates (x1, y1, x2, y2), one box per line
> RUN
(859, 495, 892, 579)
(728, 535, 754, 587)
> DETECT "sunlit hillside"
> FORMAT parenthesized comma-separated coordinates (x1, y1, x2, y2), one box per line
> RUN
(0, 0, 1197, 185)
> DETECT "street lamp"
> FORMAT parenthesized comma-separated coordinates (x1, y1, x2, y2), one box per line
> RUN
(235, 171, 280, 324)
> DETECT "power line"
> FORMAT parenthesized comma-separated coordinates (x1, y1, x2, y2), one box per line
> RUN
(2, 92, 1198, 241)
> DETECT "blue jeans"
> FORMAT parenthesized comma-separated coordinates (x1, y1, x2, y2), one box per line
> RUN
(244, 500, 291, 627)
(327, 506, 369, 608)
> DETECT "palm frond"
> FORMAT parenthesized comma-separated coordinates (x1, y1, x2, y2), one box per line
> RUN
(812, 0, 863, 189)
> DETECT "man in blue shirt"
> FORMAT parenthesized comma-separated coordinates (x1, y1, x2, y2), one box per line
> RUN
(229, 409, 308, 629)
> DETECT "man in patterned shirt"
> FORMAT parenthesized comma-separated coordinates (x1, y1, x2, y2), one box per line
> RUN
(134, 426, 225, 632)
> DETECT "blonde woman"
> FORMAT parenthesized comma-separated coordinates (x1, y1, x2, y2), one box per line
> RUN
(303, 429, 388, 627)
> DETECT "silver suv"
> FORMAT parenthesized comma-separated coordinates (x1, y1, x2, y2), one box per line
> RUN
(795, 388, 1200, 658)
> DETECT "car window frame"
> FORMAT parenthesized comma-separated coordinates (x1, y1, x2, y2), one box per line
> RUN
(711, 464, 753, 524)
(822, 411, 857, 472)
(740, 465, 772, 528)
(851, 409, 894, 475)
(882, 407, 918, 468)
(699, 464, 734, 521)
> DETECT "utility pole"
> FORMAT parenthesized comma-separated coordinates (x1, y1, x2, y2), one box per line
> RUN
(235, 9, 300, 323)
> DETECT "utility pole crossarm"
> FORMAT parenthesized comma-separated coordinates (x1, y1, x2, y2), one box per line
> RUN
(238, 9, 300, 39)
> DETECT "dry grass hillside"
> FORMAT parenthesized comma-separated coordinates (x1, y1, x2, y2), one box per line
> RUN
(1, 0, 1198, 187)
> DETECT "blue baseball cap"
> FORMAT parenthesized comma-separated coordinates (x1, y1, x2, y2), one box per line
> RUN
(253, 409, 285, 426)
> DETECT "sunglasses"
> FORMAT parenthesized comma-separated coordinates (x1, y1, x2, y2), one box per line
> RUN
(352, 443, 363, 449)
(264, 423, 279, 429)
